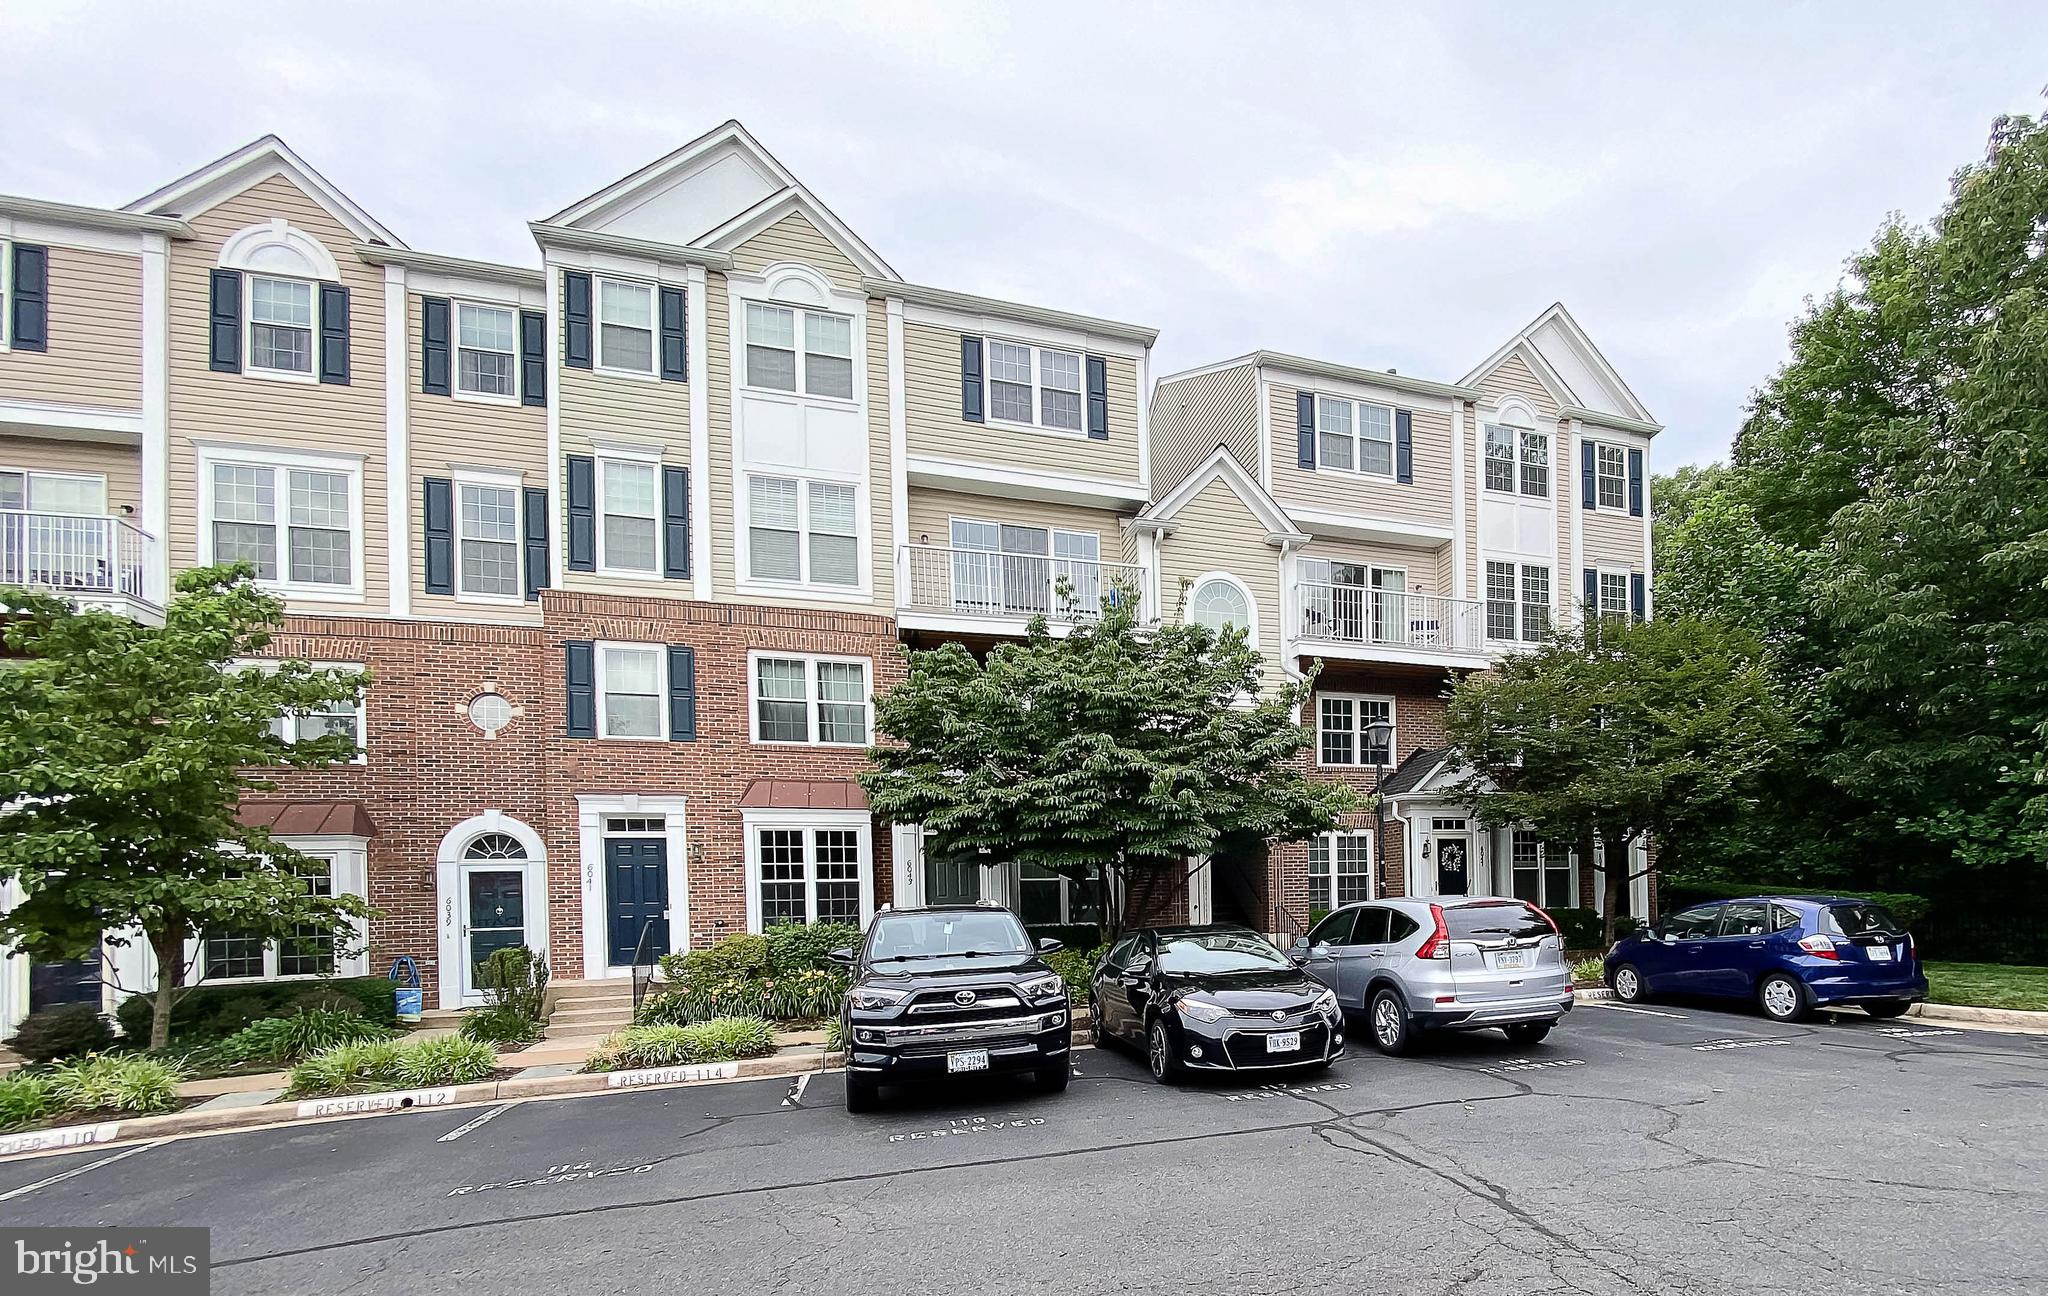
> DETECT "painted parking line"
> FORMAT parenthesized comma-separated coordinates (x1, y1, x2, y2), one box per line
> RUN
(1586, 1002, 1688, 1020)
(438, 1102, 520, 1142)
(781, 1073, 813, 1107)
(0, 1138, 167, 1203)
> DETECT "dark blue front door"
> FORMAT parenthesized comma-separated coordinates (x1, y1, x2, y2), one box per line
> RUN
(606, 838, 669, 966)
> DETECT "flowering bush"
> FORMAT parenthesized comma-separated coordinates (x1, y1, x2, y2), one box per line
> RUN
(645, 928, 854, 1026)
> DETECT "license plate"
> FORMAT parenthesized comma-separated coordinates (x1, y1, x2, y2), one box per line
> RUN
(946, 1049, 990, 1074)
(1868, 946, 1893, 962)
(1265, 1031, 1301, 1053)
(1496, 950, 1529, 970)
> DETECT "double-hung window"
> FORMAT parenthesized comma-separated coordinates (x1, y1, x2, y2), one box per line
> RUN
(986, 340, 1085, 432)
(752, 654, 870, 746)
(598, 458, 660, 574)
(1307, 832, 1375, 912)
(248, 275, 314, 376)
(1598, 570, 1630, 621)
(1510, 831, 1574, 908)
(457, 481, 520, 596)
(747, 474, 858, 586)
(1018, 863, 1102, 926)
(1316, 396, 1394, 476)
(751, 823, 869, 928)
(456, 303, 517, 398)
(596, 643, 664, 740)
(1318, 694, 1393, 766)
(597, 278, 655, 375)
(745, 303, 855, 399)
(1485, 561, 1552, 642)
(249, 657, 367, 760)
(206, 452, 357, 592)
(203, 854, 357, 981)
(1484, 425, 1549, 496)
(1595, 444, 1628, 511)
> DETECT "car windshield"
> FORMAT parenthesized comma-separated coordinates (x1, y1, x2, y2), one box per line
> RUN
(1155, 930, 1290, 974)
(1445, 902, 1551, 942)
(1824, 903, 1905, 938)
(866, 911, 1030, 963)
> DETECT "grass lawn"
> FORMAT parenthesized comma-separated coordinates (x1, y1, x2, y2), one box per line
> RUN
(1924, 962, 2048, 1013)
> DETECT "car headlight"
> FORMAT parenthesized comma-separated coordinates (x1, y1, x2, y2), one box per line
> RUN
(1175, 995, 1230, 1024)
(847, 985, 908, 1012)
(1313, 988, 1339, 1018)
(1018, 973, 1066, 1002)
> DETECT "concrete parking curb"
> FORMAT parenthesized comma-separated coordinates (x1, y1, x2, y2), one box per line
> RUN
(1910, 1002, 2048, 1031)
(1573, 986, 1614, 1001)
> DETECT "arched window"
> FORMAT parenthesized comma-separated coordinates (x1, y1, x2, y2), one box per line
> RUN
(1189, 578, 1252, 637)
(464, 832, 527, 860)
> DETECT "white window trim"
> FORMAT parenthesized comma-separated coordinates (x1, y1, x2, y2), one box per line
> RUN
(984, 336, 1088, 439)
(594, 639, 668, 742)
(197, 443, 365, 601)
(575, 794, 689, 978)
(185, 840, 370, 984)
(594, 274, 659, 380)
(243, 273, 319, 385)
(1306, 829, 1376, 913)
(1313, 394, 1397, 480)
(739, 469, 865, 592)
(742, 301, 857, 407)
(1596, 565, 1633, 620)
(1316, 692, 1396, 768)
(747, 649, 872, 748)
(0, 467, 107, 514)
(434, 813, 550, 1010)
(594, 453, 664, 582)
(452, 467, 527, 606)
(1510, 830, 1578, 910)
(0, 238, 11, 352)
(1484, 559, 1555, 644)
(1593, 441, 1630, 515)
(453, 300, 521, 405)
(741, 809, 876, 932)
(1015, 862, 1100, 926)
(1185, 569, 1259, 648)
(234, 657, 367, 764)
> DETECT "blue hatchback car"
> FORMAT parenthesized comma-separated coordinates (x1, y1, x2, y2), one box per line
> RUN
(1604, 896, 1927, 1022)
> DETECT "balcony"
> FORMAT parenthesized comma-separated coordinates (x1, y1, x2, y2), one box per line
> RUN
(897, 544, 1145, 636)
(1, 511, 162, 624)
(1294, 582, 1488, 667)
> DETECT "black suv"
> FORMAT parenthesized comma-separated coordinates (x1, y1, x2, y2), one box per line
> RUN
(830, 905, 1072, 1112)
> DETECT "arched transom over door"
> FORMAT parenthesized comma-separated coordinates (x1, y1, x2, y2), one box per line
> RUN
(436, 814, 549, 1009)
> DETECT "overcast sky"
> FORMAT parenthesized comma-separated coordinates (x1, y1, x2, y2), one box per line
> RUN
(5, 2, 2044, 467)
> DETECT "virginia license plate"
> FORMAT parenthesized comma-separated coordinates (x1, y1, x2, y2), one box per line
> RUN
(946, 1049, 990, 1073)
(1265, 1031, 1301, 1053)
(1497, 950, 1529, 970)
(1868, 946, 1894, 962)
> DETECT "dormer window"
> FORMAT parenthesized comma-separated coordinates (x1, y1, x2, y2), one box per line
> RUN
(249, 275, 314, 375)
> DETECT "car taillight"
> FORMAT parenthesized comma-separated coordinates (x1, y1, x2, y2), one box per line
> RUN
(1905, 932, 1915, 958)
(1797, 933, 1839, 960)
(1415, 904, 1451, 960)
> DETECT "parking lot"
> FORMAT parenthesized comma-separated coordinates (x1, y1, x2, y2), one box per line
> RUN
(3, 1001, 2045, 1295)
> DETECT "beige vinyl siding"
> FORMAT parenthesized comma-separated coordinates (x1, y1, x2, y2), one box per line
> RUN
(166, 173, 388, 614)
(1478, 352, 1562, 421)
(1299, 537, 1452, 597)
(902, 321, 1143, 483)
(1266, 382, 1454, 527)
(1150, 361, 1259, 497)
(728, 213, 864, 291)
(1583, 506, 1646, 572)
(1155, 477, 1284, 688)
(407, 292, 546, 622)
(0, 245, 143, 408)
(0, 434, 141, 514)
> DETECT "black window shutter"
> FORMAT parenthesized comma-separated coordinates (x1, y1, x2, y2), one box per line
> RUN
(960, 335, 984, 422)
(10, 244, 48, 352)
(519, 310, 547, 407)
(566, 455, 596, 572)
(1583, 568, 1598, 611)
(1296, 392, 1316, 469)
(563, 271, 593, 370)
(208, 269, 242, 373)
(318, 283, 350, 385)
(661, 465, 691, 579)
(667, 645, 697, 742)
(1580, 441, 1596, 510)
(420, 296, 451, 396)
(564, 641, 596, 738)
(1085, 355, 1109, 440)
(1627, 447, 1645, 517)
(522, 486, 550, 601)
(659, 285, 686, 381)
(1395, 409, 1414, 483)
(422, 477, 454, 595)
(1630, 572, 1647, 622)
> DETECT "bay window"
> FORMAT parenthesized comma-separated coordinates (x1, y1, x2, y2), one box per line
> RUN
(748, 820, 872, 928)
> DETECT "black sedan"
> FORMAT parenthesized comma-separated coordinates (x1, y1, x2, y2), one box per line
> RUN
(1089, 924, 1343, 1082)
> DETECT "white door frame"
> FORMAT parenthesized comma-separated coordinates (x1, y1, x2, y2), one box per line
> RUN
(1187, 855, 1213, 924)
(577, 794, 690, 979)
(436, 812, 550, 1010)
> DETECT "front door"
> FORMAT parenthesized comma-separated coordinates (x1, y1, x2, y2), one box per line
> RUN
(605, 838, 670, 967)
(1435, 836, 1471, 897)
(927, 855, 982, 906)
(461, 867, 527, 998)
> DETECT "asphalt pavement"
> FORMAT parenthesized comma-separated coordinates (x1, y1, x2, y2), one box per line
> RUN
(3, 1001, 2045, 1295)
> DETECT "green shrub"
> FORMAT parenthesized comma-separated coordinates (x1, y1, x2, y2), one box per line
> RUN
(116, 977, 395, 1044)
(636, 967, 845, 1027)
(215, 1010, 393, 1065)
(0, 1073, 56, 1130)
(661, 933, 771, 985)
(391, 1035, 497, 1087)
(285, 1039, 407, 1097)
(46, 1054, 183, 1115)
(1548, 907, 1607, 951)
(5, 1004, 116, 1063)
(1044, 946, 1104, 1000)
(475, 946, 549, 1021)
(286, 1033, 498, 1097)
(762, 922, 861, 973)
(586, 1017, 778, 1071)
(1569, 956, 1605, 984)
(824, 1017, 846, 1052)
(459, 1005, 543, 1046)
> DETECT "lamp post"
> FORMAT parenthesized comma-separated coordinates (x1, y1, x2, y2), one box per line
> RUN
(1364, 719, 1395, 898)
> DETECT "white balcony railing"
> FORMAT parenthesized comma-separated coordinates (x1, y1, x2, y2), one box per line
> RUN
(900, 544, 1145, 623)
(1296, 582, 1487, 655)
(1, 511, 156, 607)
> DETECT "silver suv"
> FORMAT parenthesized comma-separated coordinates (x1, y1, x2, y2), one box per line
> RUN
(1288, 897, 1574, 1054)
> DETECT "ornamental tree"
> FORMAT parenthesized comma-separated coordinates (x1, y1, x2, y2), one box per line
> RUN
(0, 566, 376, 1049)
(860, 595, 1355, 939)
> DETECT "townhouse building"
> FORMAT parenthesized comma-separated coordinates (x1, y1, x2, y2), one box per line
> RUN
(0, 122, 1655, 1037)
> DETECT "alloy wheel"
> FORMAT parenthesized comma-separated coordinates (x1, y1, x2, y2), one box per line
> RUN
(1148, 1023, 1170, 1079)
(1373, 995, 1402, 1048)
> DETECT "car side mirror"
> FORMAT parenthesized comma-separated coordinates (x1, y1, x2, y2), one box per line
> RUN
(1126, 955, 1152, 975)
(1037, 937, 1063, 954)
(826, 947, 855, 966)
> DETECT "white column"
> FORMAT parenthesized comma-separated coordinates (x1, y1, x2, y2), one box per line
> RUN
(139, 233, 169, 607)
(383, 265, 409, 617)
(1568, 418, 1585, 626)
(885, 297, 908, 609)
(687, 263, 711, 600)
(1449, 399, 1465, 605)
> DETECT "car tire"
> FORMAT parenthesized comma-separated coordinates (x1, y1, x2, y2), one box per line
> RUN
(1037, 1062, 1071, 1094)
(844, 1071, 880, 1113)
(1610, 963, 1649, 1004)
(1503, 1022, 1551, 1046)
(1865, 1001, 1912, 1020)
(1147, 1018, 1182, 1084)
(1087, 998, 1106, 1049)
(1758, 972, 1811, 1023)
(1368, 988, 1413, 1056)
